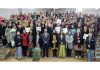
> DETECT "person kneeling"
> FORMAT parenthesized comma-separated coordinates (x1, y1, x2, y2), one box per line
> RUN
(32, 43, 41, 61)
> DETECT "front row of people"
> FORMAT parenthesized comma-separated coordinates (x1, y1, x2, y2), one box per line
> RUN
(14, 28, 96, 61)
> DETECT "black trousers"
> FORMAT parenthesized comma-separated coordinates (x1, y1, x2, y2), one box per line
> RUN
(67, 48, 72, 57)
(22, 46, 28, 57)
(53, 49, 57, 57)
(43, 44, 49, 57)
(75, 50, 82, 56)
(2, 38, 7, 46)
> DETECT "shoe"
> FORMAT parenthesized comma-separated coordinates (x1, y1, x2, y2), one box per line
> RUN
(18, 57, 22, 60)
(75, 56, 78, 58)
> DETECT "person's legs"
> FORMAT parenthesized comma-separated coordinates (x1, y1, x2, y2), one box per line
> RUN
(16, 47, 18, 58)
(42, 44, 46, 57)
(75, 50, 78, 58)
(25, 47, 28, 56)
(67, 48, 69, 57)
(22, 46, 27, 57)
(91, 50, 95, 61)
(53, 49, 57, 57)
(45, 44, 49, 57)
(69, 49, 72, 57)
(55, 49, 57, 57)
(53, 50, 55, 57)
(87, 50, 91, 61)
(79, 51, 82, 58)
(62, 45, 66, 58)
(18, 46, 22, 59)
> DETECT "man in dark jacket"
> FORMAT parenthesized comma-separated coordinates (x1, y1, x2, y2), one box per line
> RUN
(41, 29, 50, 57)
(86, 32, 96, 61)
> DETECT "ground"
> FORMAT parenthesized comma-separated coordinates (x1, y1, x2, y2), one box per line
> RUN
(0, 47, 87, 62)
(0, 57, 86, 62)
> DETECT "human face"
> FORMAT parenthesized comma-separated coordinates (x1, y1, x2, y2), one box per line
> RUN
(17, 32, 20, 35)
(68, 31, 71, 35)
(23, 30, 26, 34)
(44, 29, 47, 33)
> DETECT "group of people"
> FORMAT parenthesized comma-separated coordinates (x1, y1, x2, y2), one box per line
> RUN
(0, 10, 100, 61)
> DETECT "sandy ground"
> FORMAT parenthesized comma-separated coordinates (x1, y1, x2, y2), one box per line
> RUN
(0, 57, 87, 62)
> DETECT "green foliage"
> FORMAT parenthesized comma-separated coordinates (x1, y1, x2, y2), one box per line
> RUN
(32, 47, 41, 61)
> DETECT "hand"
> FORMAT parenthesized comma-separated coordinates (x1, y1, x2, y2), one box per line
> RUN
(29, 41, 31, 43)
(88, 45, 90, 48)
(78, 40, 80, 43)
(67, 41, 70, 43)
(45, 41, 47, 43)
(18, 43, 21, 45)
(52, 41, 55, 43)
(55, 40, 57, 42)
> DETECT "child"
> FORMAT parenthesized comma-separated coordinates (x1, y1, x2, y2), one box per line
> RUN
(32, 43, 41, 61)
(28, 30, 33, 57)
(14, 31, 22, 60)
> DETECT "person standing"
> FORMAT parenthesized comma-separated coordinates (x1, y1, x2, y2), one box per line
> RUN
(5, 24, 11, 48)
(51, 29, 58, 57)
(86, 32, 95, 62)
(1, 23, 7, 46)
(41, 29, 50, 58)
(10, 25, 16, 48)
(14, 31, 22, 60)
(66, 31, 73, 57)
(28, 30, 33, 57)
(21, 30, 29, 57)
(74, 28, 83, 58)
(58, 30, 66, 58)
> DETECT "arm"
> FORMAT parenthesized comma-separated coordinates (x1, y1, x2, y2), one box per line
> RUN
(69, 35, 74, 43)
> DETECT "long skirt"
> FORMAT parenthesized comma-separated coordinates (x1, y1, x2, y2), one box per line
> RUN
(16, 46, 22, 58)
(59, 44, 66, 58)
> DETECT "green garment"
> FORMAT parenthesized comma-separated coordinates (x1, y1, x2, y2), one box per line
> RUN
(59, 44, 66, 58)
(32, 46, 41, 61)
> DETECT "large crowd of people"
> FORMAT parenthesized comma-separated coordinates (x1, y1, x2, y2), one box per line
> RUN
(0, 11, 100, 61)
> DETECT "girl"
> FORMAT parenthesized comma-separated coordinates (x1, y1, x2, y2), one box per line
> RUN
(14, 31, 22, 60)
